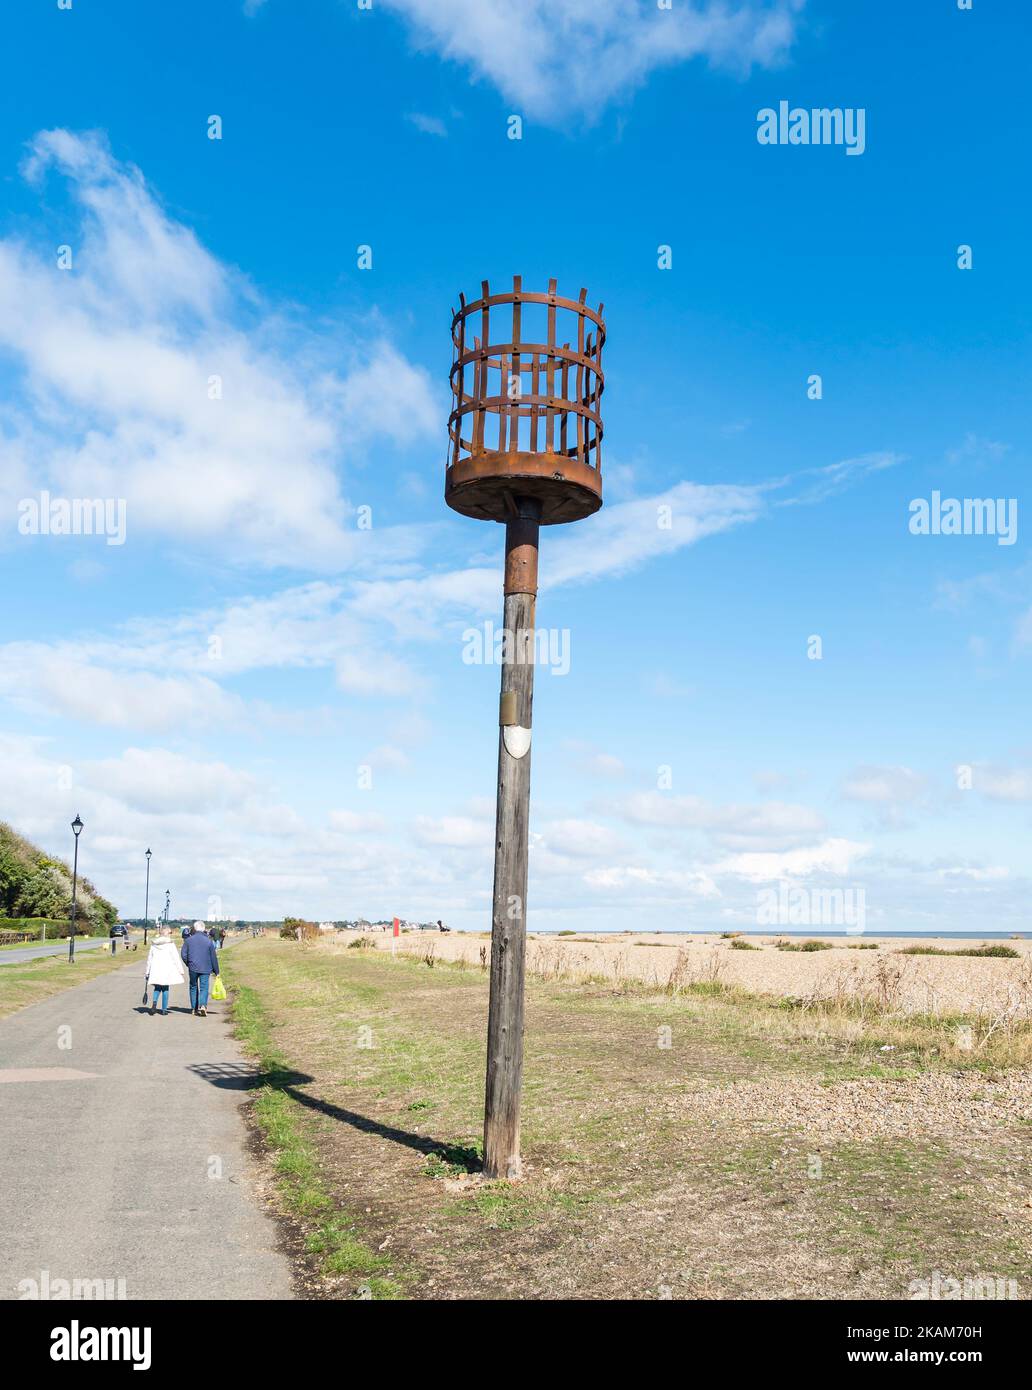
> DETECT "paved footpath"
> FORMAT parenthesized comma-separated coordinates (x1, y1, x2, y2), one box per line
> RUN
(0, 947, 294, 1300)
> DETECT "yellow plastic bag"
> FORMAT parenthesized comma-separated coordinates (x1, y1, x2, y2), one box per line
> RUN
(210, 975, 227, 1002)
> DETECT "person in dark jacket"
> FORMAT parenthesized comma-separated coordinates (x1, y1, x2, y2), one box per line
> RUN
(181, 920, 220, 1017)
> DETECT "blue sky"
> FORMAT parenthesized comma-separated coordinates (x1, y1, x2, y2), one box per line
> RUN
(0, 0, 1028, 932)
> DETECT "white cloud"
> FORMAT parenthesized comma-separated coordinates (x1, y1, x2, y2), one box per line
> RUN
(538, 818, 625, 860)
(412, 814, 491, 847)
(945, 433, 1010, 468)
(363, 744, 409, 771)
(753, 769, 795, 793)
(937, 864, 1010, 882)
(336, 651, 416, 697)
(543, 456, 901, 589)
(616, 790, 825, 850)
(1015, 607, 1032, 649)
(0, 130, 437, 571)
(382, 0, 804, 121)
(841, 765, 925, 805)
(348, 568, 499, 638)
(0, 576, 480, 731)
(583, 864, 720, 897)
(773, 451, 902, 507)
(713, 837, 871, 883)
(547, 481, 765, 587)
(322, 343, 440, 450)
(975, 766, 1032, 802)
(0, 648, 243, 732)
(406, 112, 448, 137)
(587, 752, 627, 779)
(329, 809, 388, 833)
(85, 747, 256, 813)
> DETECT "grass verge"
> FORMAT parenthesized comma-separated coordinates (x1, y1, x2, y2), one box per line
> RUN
(0, 946, 140, 1020)
(222, 958, 403, 1299)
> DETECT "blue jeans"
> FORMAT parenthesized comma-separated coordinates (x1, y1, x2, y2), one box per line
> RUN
(151, 985, 169, 1011)
(189, 971, 210, 1010)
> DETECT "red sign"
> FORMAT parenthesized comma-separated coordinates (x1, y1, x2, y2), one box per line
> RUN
(392, 917, 400, 938)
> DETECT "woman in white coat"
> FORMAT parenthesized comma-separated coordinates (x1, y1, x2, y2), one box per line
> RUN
(145, 927, 187, 1015)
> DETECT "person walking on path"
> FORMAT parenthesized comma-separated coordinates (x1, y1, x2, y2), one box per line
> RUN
(144, 927, 186, 1015)
(182, 920, 220, 1017)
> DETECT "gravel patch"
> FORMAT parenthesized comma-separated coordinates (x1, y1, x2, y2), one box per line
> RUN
(661, 1069, 1032, 1145)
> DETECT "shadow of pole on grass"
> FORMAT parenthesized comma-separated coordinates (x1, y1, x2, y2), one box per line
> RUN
(188, 1062, 481, 1172)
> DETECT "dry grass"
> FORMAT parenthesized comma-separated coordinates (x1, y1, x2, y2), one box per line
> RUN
(367, 931, 1032, 1053)
(383, 933, 1032, 1071)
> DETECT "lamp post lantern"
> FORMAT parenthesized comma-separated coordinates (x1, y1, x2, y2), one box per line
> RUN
(446, 276, 607, 1179)
(68, 814, 84, 964)
(144, 849, 152, 946)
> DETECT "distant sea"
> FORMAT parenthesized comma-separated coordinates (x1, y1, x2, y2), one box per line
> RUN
(532, 929, 1026, 941)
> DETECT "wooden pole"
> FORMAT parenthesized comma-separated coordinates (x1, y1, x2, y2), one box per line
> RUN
(483, 497, 541, 1180)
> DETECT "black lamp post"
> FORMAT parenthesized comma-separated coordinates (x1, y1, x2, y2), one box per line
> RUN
(68, 814, 83, 964)
(164, 890, 170, 927)
(144, 849, 152, 945)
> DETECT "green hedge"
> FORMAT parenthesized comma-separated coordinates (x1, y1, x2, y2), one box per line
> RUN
(0, 917, 106, 941)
